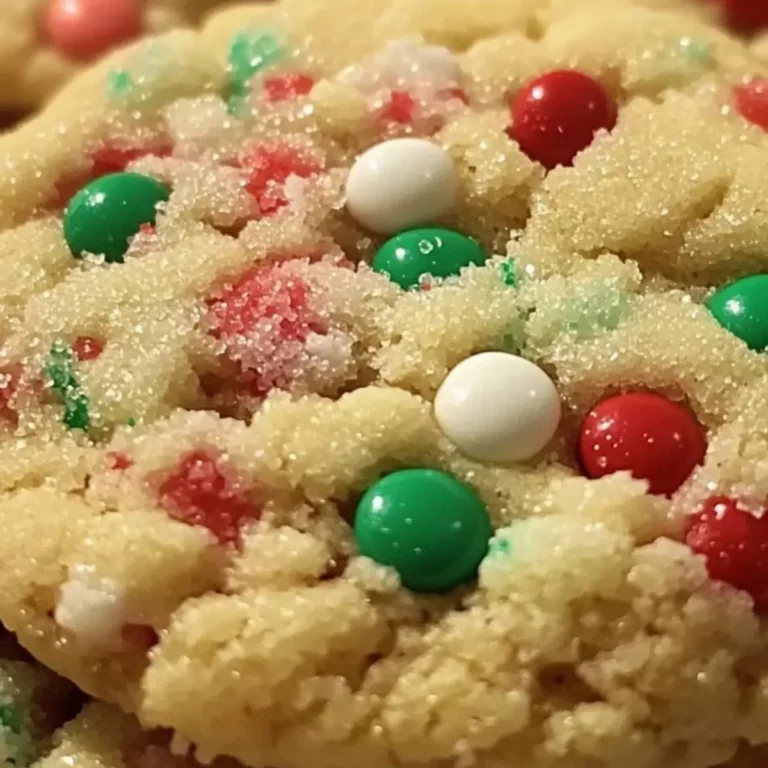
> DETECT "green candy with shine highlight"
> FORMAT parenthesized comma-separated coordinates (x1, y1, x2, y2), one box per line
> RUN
(373, 227, 489, 289)
(707, 274, 768, 352)
(64, 172, 170, 264)
(354, 468, 493, 593)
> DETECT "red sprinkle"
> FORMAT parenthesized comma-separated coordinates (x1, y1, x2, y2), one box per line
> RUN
(242, 143, 320, 215)
(508, 69, 617, 170)
(263, 72, 316, 102)
(158, 451, 258, 545)
(73, 335, 104, 361)
(441, 87, 470, 105)
(107, 451, 133, 471)
(379, 91, 416, 125)
(207, 262, 323, 342)
(734, 78, 768, 130)
(686, 496, 768, 609)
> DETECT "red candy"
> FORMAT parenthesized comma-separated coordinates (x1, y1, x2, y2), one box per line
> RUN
(686, 496, 768, 609)
(107, 451, 133, 471)
(578, 392, 707, 496)
(242, 143, 321, 215)
(379, 91, 416, 125)
(72, 336, 104, 361)
(714, 0, 768, 31)
(508, 69, 618, 170)
(44, 0, 143, 61)
(263, 72, 316, 102)
(159, 451, 258, 545)
(734, 78, 768, 130)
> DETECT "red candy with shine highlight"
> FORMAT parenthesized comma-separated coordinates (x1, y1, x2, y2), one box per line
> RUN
(44, 0, 143, 61)
(686, 496, 768, 609)
(242, 144, 320, 215)
(578, 392, 707, 496)
(509, 69, 617, 170)
(734, 78, 768, 130)
(159, 451, 258, 545)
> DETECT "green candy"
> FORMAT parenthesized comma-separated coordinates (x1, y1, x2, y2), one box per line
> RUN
(64, 172, 170, 264)
(707, 274, 768, 352)
(354, 469, 493, 593)
(372, 227, 489, 290)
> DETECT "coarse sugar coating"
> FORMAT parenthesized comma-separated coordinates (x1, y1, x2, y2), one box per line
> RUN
(4, 1, 768, 767)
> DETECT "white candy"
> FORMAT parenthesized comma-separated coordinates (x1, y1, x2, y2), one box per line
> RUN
(345, 138, 458, 234)
(434, 352, 561, 464)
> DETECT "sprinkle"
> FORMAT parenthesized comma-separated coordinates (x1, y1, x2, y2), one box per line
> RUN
(500, 259, 517, 287)
(46, 341, 91, 432)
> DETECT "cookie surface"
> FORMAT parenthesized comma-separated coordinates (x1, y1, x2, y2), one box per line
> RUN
(2, 1, 768, 767)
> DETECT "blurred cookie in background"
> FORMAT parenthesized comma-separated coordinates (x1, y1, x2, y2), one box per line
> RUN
(0, 1, 245, 112)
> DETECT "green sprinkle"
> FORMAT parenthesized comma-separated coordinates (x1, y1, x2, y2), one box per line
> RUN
(127, 417, 137, 427)
(46, 342, 90, 432)
(0, 703, 28, 766)
(64, 393, 91, 431)
(227, 29, 285, 109)
(679, 37, 712, 64)
(489, 536, 513, 557)
(501, 259, 517, 287)
(46, 341, 77, 394)
(0, 704, 22, 735)
(564, 291, 627, 337)
(107, 69, 134, 99)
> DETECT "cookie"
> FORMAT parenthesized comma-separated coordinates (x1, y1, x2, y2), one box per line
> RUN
(2, 1, 768, 768)
(0, 636, 79, 767)
(32, 702, 242, 768)
(0, 0, 239, 112)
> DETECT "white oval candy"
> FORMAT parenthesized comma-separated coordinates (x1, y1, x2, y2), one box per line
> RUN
(434, 352, 561, 464)
(345, 138, 458, 235)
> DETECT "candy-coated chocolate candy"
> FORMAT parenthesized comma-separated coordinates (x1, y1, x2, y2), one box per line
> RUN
(373, 227, 488, 289)
(715, 0, 768, 31)
(707, 274, 768, 351)
(686, 496, 768, 610)
(345, 138, 458, 234)
(578, 392, 707, 496)
(509, 70, 617, 170)
(64, 172, 170, 263)
(434, 352, 561, 464)
(734, 79, 768, 130)
(44, 0, 142, 61)
(354, 469, 493, 593)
